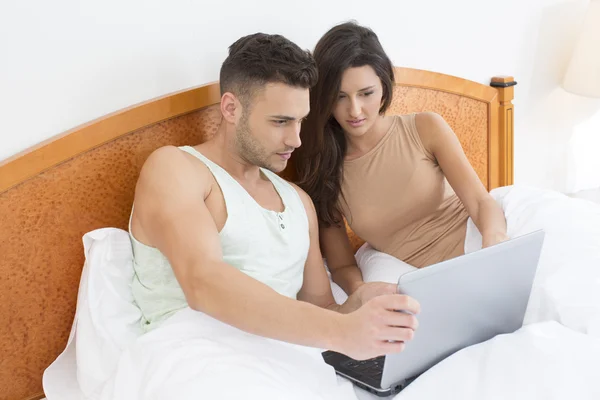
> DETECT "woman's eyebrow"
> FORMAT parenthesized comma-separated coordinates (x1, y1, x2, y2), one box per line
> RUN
(339, 85, 376, 94)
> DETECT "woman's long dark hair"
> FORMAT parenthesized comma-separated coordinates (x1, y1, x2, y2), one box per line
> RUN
(293, 21, 395, 227)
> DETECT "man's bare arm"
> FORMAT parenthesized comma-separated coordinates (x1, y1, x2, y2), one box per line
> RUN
(133, 146, 418, 360)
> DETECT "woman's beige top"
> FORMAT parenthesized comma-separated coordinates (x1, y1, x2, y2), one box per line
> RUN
(339, 114, 469, 268)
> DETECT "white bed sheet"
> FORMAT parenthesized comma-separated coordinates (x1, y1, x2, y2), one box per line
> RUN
(43, 185, 600, 400)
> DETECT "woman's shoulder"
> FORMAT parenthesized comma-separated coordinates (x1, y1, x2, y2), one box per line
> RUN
(391, 112, 441, 160)
(396, 111, 445, 130)
(412, 112, 452, 156)
(394, 111, 445, 133)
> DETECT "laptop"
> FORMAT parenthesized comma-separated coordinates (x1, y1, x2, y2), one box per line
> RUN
(322, 230, 545, 397)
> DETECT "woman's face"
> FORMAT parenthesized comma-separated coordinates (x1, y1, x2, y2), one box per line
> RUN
(331, 65, 384, 139)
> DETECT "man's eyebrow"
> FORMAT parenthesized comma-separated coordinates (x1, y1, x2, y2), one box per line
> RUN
(268, 115, 296, 121)
(339, 85, 376, 94)
(268, 112, 310, 121)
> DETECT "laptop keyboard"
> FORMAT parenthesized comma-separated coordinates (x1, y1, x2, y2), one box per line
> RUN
(323, 351, 420, 396)
(322, 351, 385, 383)
(341, 356, 385, 381)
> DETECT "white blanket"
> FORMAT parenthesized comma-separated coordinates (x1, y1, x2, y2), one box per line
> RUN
(392, 321, 600, 400)
(44, 186, 600, 400)
(100, 309, 358, 400)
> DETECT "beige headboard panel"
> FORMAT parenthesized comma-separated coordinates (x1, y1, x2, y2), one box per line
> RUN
(0, 68, 515, 400)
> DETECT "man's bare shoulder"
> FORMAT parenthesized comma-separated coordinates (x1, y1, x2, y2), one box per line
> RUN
(287, 182, 309, 206)
(288, 182, 317, 219)
(140, 145, 198, 178)
(135, 146, 211, 206)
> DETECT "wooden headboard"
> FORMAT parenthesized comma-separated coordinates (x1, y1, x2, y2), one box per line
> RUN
(0, 67, 515, 400)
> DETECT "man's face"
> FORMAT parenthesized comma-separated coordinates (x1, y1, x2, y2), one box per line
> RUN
(235, 83, 309, 173)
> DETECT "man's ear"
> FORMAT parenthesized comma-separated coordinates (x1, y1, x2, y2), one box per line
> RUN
(221, 92, 239, 123)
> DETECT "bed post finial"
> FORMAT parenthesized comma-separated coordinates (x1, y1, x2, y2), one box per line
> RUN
(490, 76, 516, 188)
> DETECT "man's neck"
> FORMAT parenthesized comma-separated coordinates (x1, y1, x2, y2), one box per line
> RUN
(195, 125, 264, 185)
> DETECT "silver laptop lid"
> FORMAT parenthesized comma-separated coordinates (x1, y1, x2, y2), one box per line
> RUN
(381, 230, 545, 389)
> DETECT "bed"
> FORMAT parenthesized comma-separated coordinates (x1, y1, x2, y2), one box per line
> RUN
(2, 67, 599, 400)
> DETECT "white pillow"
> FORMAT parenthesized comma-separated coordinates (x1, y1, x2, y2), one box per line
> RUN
(43, 228, 143, 399)
(328, 244, 417, 305)
(355, 243, 417, 283)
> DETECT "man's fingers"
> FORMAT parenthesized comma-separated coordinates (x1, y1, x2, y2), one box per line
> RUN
(385, 311, 419, 330)
(379, 326, 415, 342)
(379, 340, 406, 354)
(377, 294, 421, 315)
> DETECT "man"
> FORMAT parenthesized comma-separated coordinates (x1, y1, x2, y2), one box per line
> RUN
(129, 32, 419, 362)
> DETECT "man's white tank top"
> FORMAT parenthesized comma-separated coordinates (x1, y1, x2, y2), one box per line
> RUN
(129, 146, 309, 331)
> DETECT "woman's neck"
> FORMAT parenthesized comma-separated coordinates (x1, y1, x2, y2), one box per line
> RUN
(344, 115, 394, 161)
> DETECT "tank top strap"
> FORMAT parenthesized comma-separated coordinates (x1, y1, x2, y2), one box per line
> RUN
(178, 145, 247, 216)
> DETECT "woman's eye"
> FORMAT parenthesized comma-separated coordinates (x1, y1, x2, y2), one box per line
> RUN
(274, 120, 287, 125)
(362, 91, 374, 96)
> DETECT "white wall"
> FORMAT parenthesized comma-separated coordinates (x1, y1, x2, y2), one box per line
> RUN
(1, 0, 599, 192)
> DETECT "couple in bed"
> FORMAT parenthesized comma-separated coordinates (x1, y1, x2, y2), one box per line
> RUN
(129, 21, 507, 375)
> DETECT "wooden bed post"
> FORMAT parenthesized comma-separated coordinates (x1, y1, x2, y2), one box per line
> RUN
(490, 76, 516, 187)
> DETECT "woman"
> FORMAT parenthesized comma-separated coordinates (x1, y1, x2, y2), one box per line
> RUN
(294, 21, 509, 297)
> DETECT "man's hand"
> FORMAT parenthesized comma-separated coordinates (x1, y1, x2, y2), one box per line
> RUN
(330, 281, 399, 314)
(353, 282, 398, 306)
(334, 294, 420, 360)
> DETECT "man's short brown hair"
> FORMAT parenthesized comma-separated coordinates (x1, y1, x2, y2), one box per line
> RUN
(219, 33, 318, 108)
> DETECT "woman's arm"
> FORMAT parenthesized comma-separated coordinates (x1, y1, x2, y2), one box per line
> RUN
(415, 112, 508, 248)
(319, 211, 365, 294)
(319, 209, 398, 302)
(472, 198, 509, 248)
